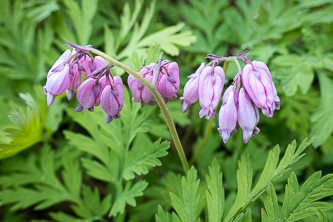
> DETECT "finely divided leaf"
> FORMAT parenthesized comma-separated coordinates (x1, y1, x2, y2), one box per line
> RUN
(224, 138, 314, 221)
(206, 159, 225, 222)
(262, 172, 333, 221)
(109, 180, 148, 217)
(0, 147, 81, 210)
(155, 205, 171, 222)
(123, 136, 170, 180)
(138, 23, 197, 56)
(0, 87, 46, 159)
(273, 55, 315, 96)
(310, 71, 333, 147)
(169, 167, 200, 222)
(224, 151, 253, 221)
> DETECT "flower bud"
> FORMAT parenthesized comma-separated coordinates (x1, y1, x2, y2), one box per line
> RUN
(101, 76, 124, 124)
(156, 62, 180, 103)
(238, 87, 260, 143)
(180, 62, 205, 113)
(198, 66, 225, 119)
(242, 61, 279, 117)
(218, 88, 238, 143)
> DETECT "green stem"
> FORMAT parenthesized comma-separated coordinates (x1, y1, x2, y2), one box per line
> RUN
(90, 48, 189, 174)
(231, 57, 242, 74)
(189, 61, 231, 165)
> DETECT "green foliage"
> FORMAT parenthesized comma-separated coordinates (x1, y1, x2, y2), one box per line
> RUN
(169, 167, 201, 222)
(0, 0, 333, 221)
(65, 88, 170, 217)
(0, 146, 82, 210)
(310, 71, 333, 147)
(205, 159, 225, 222)
(262, 172, 333, 221)
(103, 0, 196, 74)
(224, 138, 315, 221)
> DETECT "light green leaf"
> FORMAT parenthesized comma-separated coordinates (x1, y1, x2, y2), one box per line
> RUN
(63, 0, 98, 45)
(71, 186, 111, 219)
(262, 172, 333, 221)
(0, 87, 46, 159)
(273, 55, 315, 96)
(261, 184, 279, 222)
(155, 205, 171, 222)
(109, 180, 148, 217)
(169, 167, 200, 222)
(24, 0, 60, 22)
(224, 138, 314, 221)
(0, 146, 81, 210)
(146, 44, 162, 64)
(139, 23, 197, 56)
(315, 209, 329, 222)
(310, 71, 333, 147)
(206, 159, 225, 222)
(123, 136, 169, 180)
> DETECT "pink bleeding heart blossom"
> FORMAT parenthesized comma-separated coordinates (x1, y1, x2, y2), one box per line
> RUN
(75, 76, 108, 112)
(237, 87, 260, 143)
(156, 62, 180, 103)
(242, 61, 279, 118)
(128, 65, 155, 107)
(66, 62, 83, 100)
(44, 49, 72, 106)
(218, 85, 238, 143)
(81, 56, 108, 78)
(101, 76, 124, 124)
(198, 65, 225, 119)
(180, 62, 205, 113)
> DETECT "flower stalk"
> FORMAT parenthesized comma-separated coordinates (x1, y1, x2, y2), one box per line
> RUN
(90, 48, 190, 173)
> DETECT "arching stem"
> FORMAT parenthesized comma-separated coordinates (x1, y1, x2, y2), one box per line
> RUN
(90, 48, 189, 174)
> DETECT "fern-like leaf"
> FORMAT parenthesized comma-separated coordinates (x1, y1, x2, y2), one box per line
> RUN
(261, 172, 333, 221)
(206, 158, 225, 222)
(224, 138, 314, 221)
(169, 167, 200, 222)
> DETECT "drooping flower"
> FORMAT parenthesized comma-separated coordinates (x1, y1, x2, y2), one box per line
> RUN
(75, 76, 107, 112)
(128, 65, 155, 107)
(101, 76, 124, 124)
(198, 65, 225, 119)
(156, 62, 180, 103)
(44, 49, 72, 106)
(66, 62, 83, 100)
(242, 61, 279, 117)
(217, 85, 238, 143)
(237, 87, 260, 143)
(180, 62, 205, 113)
(81, 56, 108, 78)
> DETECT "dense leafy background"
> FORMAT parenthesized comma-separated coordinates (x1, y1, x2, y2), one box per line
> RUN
(0, 0, 332, 221)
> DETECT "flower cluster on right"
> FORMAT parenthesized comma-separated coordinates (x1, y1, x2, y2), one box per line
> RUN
(180, 52, 280, 144)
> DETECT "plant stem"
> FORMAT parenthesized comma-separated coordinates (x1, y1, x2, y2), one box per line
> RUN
(189, 61, 230, 165)
(90, 48, 189, 174)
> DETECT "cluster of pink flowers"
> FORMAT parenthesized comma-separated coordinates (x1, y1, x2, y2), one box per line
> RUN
(44, 41, 279, 143)
(180, 53, 280, 143)
(44, 44, 124, 124)
(128, 58, 180, 106)
(44, 43, 180, 124)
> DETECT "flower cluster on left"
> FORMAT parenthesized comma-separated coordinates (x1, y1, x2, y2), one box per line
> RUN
(44, 42, 181, 124)
(43, 43, 124, 124)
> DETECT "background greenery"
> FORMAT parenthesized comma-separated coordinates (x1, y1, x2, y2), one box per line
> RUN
(0, 0, 332, 221)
